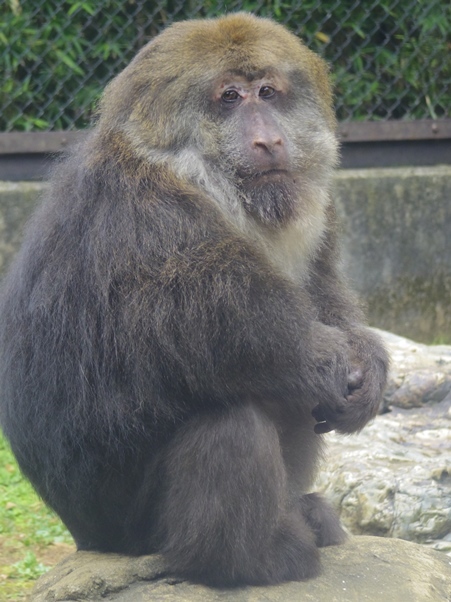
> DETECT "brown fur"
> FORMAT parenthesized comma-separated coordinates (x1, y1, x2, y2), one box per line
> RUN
(0, 14, 388, 587)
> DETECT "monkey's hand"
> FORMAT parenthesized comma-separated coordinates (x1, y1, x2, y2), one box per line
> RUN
(312, 327, 389, 435)
(307, 323, 350, 434)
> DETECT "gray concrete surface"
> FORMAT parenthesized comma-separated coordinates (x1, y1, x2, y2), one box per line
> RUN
(335, 166, 451, 343)
(0, 165, 450, 343)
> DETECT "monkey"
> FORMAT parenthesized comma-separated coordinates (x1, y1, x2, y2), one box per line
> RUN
(0, 13, 388, 587)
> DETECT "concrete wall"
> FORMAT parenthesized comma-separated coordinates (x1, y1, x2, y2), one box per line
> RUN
(0, 166, 450, 343)
(334, 166, 451, 343)
(0, 181, 45, 273)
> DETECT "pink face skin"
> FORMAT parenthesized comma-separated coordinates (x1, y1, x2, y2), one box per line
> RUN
(213, 74, 291, 178)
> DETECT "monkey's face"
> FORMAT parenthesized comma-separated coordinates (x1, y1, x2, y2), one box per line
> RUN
(209, 72, 295, 226)
(99, 13, 338, 228)
(209, 69, 337, 227)
(213, 73, 290, 176)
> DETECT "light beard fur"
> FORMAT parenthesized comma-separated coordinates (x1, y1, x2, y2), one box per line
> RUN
(123, 129, 334, 281)
(169, 147, 333, 282)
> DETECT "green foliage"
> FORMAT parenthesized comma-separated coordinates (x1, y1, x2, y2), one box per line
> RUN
(0, 0, 450, 130)
(0, 433, 73, 599)
(9, 552, 48, 580)
(0, 435, 71, 545)
(269, 0, 451, 121)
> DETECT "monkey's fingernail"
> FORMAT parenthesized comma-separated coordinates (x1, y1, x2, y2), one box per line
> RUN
(314, 421, 333, 435)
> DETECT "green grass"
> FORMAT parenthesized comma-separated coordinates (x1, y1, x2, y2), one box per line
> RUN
(0, 434, 74, 600)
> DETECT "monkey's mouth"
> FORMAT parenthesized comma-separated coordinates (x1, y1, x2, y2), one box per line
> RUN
(239, 169, 290, 183)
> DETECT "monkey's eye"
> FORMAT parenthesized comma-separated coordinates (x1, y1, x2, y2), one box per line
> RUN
(221, 89, 241, 103)
(259, 86, 276, 99)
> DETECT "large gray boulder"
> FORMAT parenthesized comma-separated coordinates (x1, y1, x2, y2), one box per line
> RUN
(317, 400, 451, 553)
(31, 537, 451, 601)
(315, 330, 451, 554)
(381, 329, 451, 410)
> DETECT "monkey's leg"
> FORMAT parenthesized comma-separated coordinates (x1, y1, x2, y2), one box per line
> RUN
(158, 403, 321, 586)
(278, 420, 346, 549)
(297, 492, 347, 547)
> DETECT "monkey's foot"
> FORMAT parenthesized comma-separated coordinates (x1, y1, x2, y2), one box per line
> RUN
(297, 492, 347, 547)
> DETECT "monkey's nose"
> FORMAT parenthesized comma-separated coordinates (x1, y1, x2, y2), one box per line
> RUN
(252, 136, 283, 155)
(251, 134, 288, 169)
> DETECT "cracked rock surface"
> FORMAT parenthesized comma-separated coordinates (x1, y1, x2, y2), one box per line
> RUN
(316, 330, 451, 555)
(30, 538, 451, 602)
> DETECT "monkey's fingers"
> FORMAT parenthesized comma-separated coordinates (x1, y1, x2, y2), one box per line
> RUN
(312, 405, 334, 434)
(347, 367, 364, 391)
(311, 404, 326, 422)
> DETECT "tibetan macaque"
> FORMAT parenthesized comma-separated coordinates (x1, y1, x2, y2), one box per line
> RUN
(0, 13, 388, 586)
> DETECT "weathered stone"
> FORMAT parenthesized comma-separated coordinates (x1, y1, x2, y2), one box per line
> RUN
(30, 537, 451, 601)
(317, 401, 451, 549)
(381, 329, 451, 409)
(316, 330, 451, 552)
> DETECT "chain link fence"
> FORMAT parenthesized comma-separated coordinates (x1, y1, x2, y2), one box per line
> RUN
(2, 0, 450, 132)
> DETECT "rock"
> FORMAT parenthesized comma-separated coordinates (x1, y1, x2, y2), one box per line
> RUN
(316, 398, 451, 552)
(316, 330, 451, 553)
(380, 329, 451, 410)
(30, 537, 451, 601)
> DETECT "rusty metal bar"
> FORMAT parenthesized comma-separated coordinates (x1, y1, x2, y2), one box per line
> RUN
(338, 119, 451, 142)
(0, 132, 85, 155)
(0, 120, 450, 155)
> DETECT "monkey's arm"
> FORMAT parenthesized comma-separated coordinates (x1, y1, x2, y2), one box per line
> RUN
(79, 165, 350, 418)
(306, 205, 389, 434)
(123, 203, 349, 414)
(19, 150, 349, 429)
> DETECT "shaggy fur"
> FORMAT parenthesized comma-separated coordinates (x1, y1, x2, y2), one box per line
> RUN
(0, 13, 388, 587)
